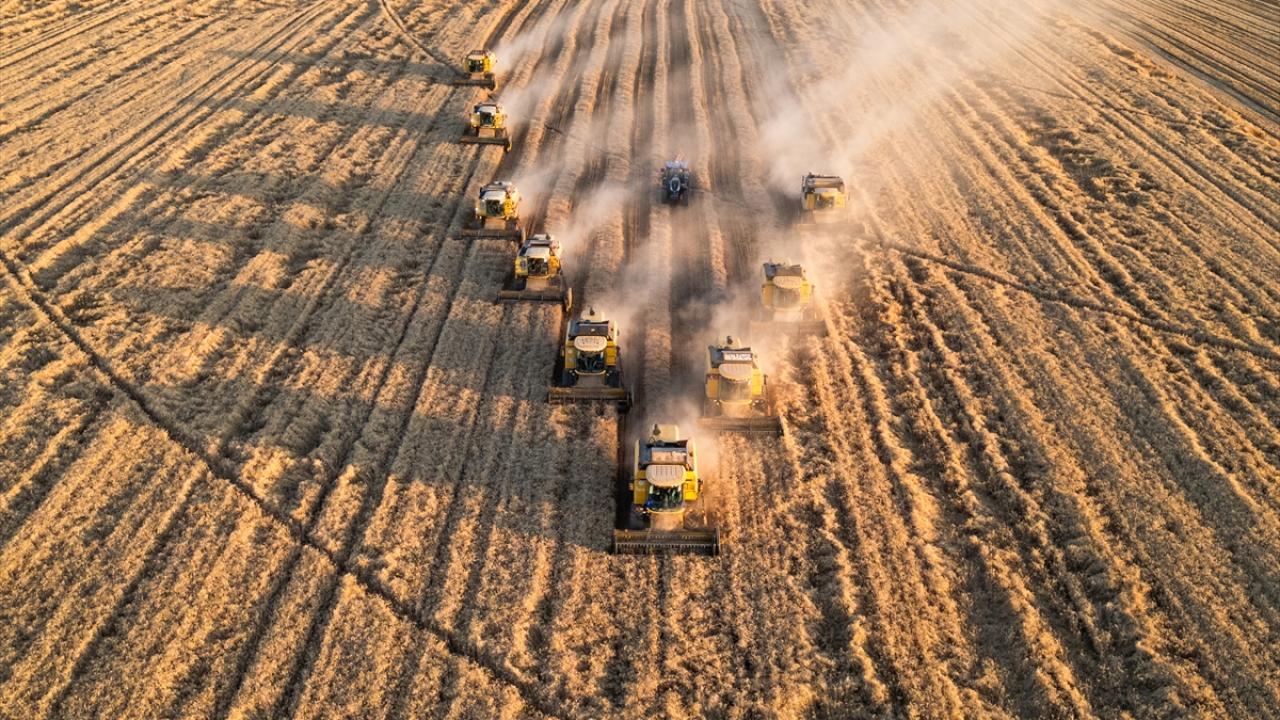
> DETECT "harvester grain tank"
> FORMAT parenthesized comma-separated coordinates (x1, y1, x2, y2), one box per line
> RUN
(497, 233, 571, 307)
(549, 307, 630, 409)
(613, 424, 720, 556)
(455, 49, 497, 89)
(750, 261, 826, 337)
(459, 100, 512, 151)
(463, 180, 524, 241)
(699, 337, 782, 435)
(660, 159, 692, 205)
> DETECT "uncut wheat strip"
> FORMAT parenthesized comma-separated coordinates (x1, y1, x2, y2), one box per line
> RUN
(0, 369, 108, 547)
(180, 80, 463, 500)
(215, 547, 338, 719)
(25, 14, 394, 303)
(224, 94, 482, 523)
(70, 73, 418, 402)
(0, 0, 236, 146)
(27, 4, 388, 300)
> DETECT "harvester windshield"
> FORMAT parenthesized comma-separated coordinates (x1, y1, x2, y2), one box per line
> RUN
(646, 485, 684, 511)
(576, 349, 606, 374)
(525, 255, 548, 275)
(483, 197, 504, 215)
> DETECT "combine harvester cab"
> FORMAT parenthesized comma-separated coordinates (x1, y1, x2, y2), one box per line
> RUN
(463, 180, 525, 241)
(455, 49, 497, 89)
(659, 159, 692, 205)
(699, 337, 783, 435)
(798, 173, 855, 227)
(613, 424, 721, 556)
(549, 307, 630, 410)
(497, 233, 571, 307)
(750, 261, 827, 337)
(459, 100, 512, 152)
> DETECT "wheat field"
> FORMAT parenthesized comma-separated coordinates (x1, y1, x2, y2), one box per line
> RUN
(1, 0, 1277, 717)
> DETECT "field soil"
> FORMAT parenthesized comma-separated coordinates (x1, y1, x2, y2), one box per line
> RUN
(1, 0, 1278, 717)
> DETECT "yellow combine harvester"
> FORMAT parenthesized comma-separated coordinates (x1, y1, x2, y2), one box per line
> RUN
(798, 173, 848, 225)
(549, 307, 630, 409)
(454, 49, 497, 89)
(699, 337, 782, 435)
(462, 180, 524, 241)
(750, 261, 826, 337)
(613, 424, 720, 556)
(459, 100, 512, 151)
(497, 233, 571, 307)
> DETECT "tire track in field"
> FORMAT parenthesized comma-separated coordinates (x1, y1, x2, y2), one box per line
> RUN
(0, 0, 341, 254)
(0, 0, 217, 139)
(819, 0, 1280, 707)
(0, 0, 154, 74)
(940, 264, 1280, 713)
(236, 0, 574, 707)
(201, 82, 476, 720)
(0, 230, 570, 719)
(874, 237, 1280, 364)
(376, 0, 618, 683)
(996, 9, 1279, 240)
(375, 0, 458, 76)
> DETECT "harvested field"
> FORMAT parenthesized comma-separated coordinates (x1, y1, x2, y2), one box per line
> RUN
(1, 0, 1277, 717)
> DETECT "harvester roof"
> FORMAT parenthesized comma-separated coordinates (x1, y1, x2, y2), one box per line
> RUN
(803, 174, 845, 190)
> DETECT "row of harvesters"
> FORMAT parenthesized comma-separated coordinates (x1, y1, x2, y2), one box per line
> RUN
(450, 50, 843, 557)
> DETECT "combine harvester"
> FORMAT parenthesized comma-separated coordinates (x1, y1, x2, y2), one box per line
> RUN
(750, 261, 826, 337)
(699, 337, 782, 435)
(659, 158, 692, 205)
(497, 233, 571, 307)
(454, 49, 497, 89)
(613, 423, 721, 556)
(463, 180, 524, 242)
(459, 100, 512, 152)
(798, 173, 851, 226)
(549, 307, 630, 410)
